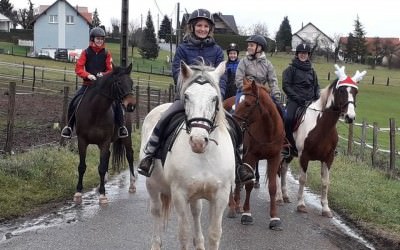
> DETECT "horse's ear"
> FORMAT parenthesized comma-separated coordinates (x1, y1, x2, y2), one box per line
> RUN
(251, 79, 257, 92)
(214, 60, 226, 78)
(180, 60, 193, 79)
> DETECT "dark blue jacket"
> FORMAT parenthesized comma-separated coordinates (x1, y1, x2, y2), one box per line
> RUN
(225, 59, 240, 99)
(172, 35, 227, 98)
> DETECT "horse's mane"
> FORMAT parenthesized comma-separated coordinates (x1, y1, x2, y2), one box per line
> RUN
(177, 62, 227, 128)
(318, 78, 338, 110)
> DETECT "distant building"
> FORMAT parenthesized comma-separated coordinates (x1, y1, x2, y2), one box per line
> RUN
(180, 12, 239, 35)
(32, 0, 92, 59)
(292, 22, 334, 52)
(0, 13, 11, 32)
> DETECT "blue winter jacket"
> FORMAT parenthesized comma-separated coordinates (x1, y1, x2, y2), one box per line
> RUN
(172, 35, 227, 98)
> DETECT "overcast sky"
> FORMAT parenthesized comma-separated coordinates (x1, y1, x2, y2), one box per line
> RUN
(13, 0, 400, 39)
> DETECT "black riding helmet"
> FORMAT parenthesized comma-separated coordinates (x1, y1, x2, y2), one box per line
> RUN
(188, 9, 215, 26)
(246, 35, 268, 51)
(90, 27, 106, 41)
(226, 43, 239, 55)
(295, 43, 311, 54)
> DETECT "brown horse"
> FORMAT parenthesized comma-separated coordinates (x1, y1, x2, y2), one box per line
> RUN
(225, 78, 285, 230)
(73, 63, 136, 204)
(278, 65, 366, 217)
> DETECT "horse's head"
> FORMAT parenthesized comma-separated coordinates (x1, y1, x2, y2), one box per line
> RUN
(103, 63, 136, 111)
(234, 78, 263, 126)
(331, 64, 366, 123)
(178, 60, 226, 153)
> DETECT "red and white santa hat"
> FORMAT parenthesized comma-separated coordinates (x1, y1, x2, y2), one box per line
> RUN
(336, 76, 358, 89)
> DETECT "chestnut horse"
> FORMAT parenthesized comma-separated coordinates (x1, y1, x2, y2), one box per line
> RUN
(225, 78, 285, 230)
(278, 65, 366, 217)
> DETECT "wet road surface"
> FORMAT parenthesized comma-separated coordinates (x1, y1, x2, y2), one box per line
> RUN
(0, 161, 374, 249)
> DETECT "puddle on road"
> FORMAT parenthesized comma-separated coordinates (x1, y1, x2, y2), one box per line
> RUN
(0, 171, 136, 243)
(0, 166, 375, 249)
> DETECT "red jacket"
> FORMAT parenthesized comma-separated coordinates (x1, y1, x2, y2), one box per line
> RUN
(75, 42, 113, 85)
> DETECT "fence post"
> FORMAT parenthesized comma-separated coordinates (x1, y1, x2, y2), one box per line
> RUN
(371, 122, 378, 168)
(147, 82, 151, 113)
(41, 67, 44, 84)
(60, 86, 69, 146)
(75, 75, 78, 90)
(347, 123, 353, 155)
(22, 61, 25, 85)
(389, 118, 396, 178)
(64, 66, 67, 82)
(4, 82, 16, 154)
(157, 89, 161, 105)
(32, 65, 36, 92)
(135, 85, 140, 129)
(372, 75, 375, 85)
(327, 72, 330, 81)
(386, 77, 390, 86)
(360, 119, 367, 160)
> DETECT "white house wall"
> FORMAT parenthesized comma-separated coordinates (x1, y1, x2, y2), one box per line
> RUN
(292, 24, 334, 51)
(34, 0, 89, 56)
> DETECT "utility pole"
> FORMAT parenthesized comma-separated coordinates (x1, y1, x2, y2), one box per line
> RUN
(120, 0, 129, 67)
(176, 2, 180, 46)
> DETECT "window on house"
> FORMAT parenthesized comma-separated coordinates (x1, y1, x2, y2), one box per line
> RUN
(49, 15, 58, 23)
(66, 15, 74, 24)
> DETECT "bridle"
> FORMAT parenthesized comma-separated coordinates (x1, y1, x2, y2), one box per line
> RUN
(97, 74, 133, 101)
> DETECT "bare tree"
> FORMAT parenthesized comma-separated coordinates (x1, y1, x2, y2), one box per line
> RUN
(236, 25, 251, 36)
(382, 40, 400, 69)
(250, 22, 269, 37)
(110, 18, 120, 38)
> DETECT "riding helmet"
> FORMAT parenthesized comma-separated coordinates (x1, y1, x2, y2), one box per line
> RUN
(295, 43, 311, 54)
(188, 9, 215, 26)
(227, 43, 239, 54)
(246, 35, 268, 51)
(90, 27, 106, 40)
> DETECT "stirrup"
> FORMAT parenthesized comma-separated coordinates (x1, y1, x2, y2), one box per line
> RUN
(237, 163, 255, 184)
(61, 126, 72, 139)
(118, 126, 129, 138)
(138, 155, 154, 177)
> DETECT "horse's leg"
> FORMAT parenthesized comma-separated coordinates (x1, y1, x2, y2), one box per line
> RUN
(74, 140, 88, 204)
(208, 189, 229, 250)
(321, 161, 333, 218)
(279, 158, 291, 203)
(98, 143, 111, 204)
(172, 192, 191, 250)
(297, 157, 309, 213)
(147, 182, 164, 250)
(190, 199, 205, 250)
(267, 156, 282, 230)
(241, 157, 257, 225)
(125, 139, 136, 193)
(254, 161, 260, 188)
(227, 184, 241, 218)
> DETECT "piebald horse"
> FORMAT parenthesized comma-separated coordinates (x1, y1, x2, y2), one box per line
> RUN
(278, 64, 366, 217)
(140, 61, 235, 250)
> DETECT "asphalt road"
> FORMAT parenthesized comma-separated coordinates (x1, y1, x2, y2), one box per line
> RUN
(0, 161, 374, 250)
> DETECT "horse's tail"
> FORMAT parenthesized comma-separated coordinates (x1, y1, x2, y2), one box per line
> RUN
(112, 139, 126, 172)
(160, 193, 171, 229)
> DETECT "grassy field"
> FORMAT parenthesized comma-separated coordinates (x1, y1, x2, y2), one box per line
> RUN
(1, 42, 400, 245)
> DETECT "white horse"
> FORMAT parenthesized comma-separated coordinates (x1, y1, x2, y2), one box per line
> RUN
(278, 65, 366, 217)
(140, 61, 235, 250)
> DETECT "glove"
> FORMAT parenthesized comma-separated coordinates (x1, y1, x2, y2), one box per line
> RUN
(87, 74, 97, 81)
(96, 72, 103, 78)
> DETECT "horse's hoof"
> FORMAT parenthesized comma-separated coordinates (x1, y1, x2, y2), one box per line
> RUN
(254, 181, 260, 189)
(241, 213, 254, 225)
(283, 197, 291, 203)
(297, 205, 307, 213)
(276, 199, 284, 206)
(99, 194, 108, 205)
(227, 209, 237, 218)
(73, 192, 82, 205)
(269, 219, 283, 231)
(322, 210, 333, 218)
(129, 186, 136, 193)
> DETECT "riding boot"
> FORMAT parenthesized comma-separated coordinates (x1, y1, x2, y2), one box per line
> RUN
(235, 148, 255, 184)
(115, 102, 129, 138)
(61, 99, 76, 139)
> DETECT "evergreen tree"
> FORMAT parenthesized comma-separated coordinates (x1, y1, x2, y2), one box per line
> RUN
(275, 16, 292, 52)
(139, 11, 159, 60)
(0, 0, 13, 17)
(92, 8, 101, 27)
(345, 33, 356, 62)
(158, 15, 172, 43)
(352, 15, 367, 63)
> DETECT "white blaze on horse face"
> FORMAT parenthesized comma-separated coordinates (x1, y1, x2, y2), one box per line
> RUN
(185, 83, 218, 153)
(345, 86, 356, 120)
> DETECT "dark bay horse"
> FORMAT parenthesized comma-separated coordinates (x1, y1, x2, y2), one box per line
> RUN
(279, 65, 366, 217)
(73, 63, 136, 204)
(225, 78, 285, 230)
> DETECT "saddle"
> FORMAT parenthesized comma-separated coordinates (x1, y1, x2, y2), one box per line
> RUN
(155, 112, 186, 165)
(291, 105, 308, 132)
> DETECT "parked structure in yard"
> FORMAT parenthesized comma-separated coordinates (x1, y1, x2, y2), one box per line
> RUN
(32, 0, 92, 60)
(292, 22, 334, 52)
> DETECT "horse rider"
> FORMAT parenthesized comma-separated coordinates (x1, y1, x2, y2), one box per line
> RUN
(137, 8, 255, 184)
(234, 34, 284, 117)
(61, 27, 129, 139)
(282, 43, 320, 157)
(225, 43, 240, 99)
